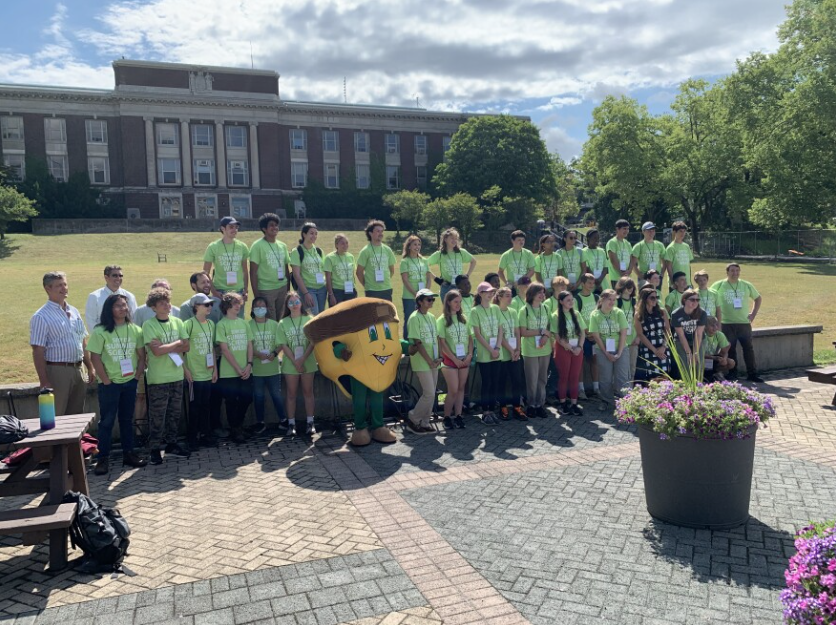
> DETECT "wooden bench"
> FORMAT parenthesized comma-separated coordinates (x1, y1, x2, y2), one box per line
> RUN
(0, 503, 77, 571)
(807, 365, 836, 407)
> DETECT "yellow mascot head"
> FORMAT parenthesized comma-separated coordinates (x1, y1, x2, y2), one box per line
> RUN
(304, 298, 400, 398)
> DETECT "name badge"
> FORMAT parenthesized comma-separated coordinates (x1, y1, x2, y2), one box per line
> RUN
(593, 269, 602, 279)
(226, 271, 237, 286)
(374, 269, 385, 282)
(489, 337, 497, 349)
(315, 272, 325, 285)
(649, 262, 657, 271)
(432, 344, 438, 359)
(619, 261, 627, 271)
(569, 338, 579, 347)
(507, 337, 518, 350)
(535, 335, 544, 349)
(277, 267, 285, 280)
(294, 346, 305, 360)
(259, 350, 271, 365)
(627, 324, 633, 336)
(344, 281, 354, 293)
(568, 273, 577, 284)
(704, 358, 715, 371)
(119, 358, 134, 377)
(418, 281, 425, 291)
(733, 298, 743, 309)
(605, 338, 617, 353)
(455, 343, 466, 358)
(205, 352, 215, 369)
(169, 353, 184, 367)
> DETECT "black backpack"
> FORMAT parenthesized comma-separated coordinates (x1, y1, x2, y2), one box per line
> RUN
(290, 244, 323, 290)
(0, 415, 27, 444)
(573, 292, 599, 311)
(63, 491, 132, 574)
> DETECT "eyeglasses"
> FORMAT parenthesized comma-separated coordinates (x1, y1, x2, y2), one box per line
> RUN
(648, 295, 658, 301)
(109, 274, 124, 278)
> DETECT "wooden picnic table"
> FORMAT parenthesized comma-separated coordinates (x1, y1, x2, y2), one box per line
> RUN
(0, 413, 95, 570)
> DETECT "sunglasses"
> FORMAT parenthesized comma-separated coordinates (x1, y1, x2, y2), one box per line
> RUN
(200, 303, 214, 307)
(288, 299, 302, 306)
(422, 297, 436, 302)
(687, 297, 701, 302)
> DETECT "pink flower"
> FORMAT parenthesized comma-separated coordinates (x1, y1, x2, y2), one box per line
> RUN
(821, 574, 836, 588)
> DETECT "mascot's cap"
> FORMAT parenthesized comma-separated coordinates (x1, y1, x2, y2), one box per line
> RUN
(304, 297, 399, 344)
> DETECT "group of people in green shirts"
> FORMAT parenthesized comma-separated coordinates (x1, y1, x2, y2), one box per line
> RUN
(84, 213, 764, 471)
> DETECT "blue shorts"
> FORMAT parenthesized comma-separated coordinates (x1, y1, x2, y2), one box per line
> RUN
(583, 338, 595, 357)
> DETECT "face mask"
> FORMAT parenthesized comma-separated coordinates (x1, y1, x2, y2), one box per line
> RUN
(254, 307, 268, 318)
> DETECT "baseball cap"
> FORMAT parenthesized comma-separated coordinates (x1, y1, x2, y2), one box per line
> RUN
(476, 281, 495, 293)
(642, 222, 657, 231)
(220, 216, 241, 228)
(416, 288, 436, 299)
(189, 293, 213, 306)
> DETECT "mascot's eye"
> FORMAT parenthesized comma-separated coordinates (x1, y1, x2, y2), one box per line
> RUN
(383, 322, 392, 340)
(368, 325, 379, 342)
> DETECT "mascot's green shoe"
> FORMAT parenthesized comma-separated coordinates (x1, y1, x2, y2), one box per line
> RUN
(350, 428, 372, 447)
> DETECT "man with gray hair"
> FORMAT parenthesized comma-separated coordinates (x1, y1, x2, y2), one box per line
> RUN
(134, 278, 180, 327)
(31, 271, 96, 415)
(84, 264, 138, 330)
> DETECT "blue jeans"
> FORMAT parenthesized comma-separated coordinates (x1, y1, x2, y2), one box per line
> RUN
(440, 283, 453, 302)
(252, 374, 287, 424)
(96, 378, 137, 457)
(308, 286, 327, 315)
(402, 299, 417, 338)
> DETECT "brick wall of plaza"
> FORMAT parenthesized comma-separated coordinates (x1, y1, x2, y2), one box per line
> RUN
(0, 59, 475, 220)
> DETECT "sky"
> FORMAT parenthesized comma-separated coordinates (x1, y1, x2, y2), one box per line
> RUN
(0, 0, 790, 160)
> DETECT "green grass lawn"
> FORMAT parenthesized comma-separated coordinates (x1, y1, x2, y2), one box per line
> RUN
(1, 232, 835, 384)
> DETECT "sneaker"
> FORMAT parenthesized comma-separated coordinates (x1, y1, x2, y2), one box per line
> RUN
(481, 412, 498, 426)
(443, 416, 455, 430)
(747, 374, 765, 384)
(406, 418, 433, 435)
(165, 443, 191, 458)
(538, 406, 549, 418)
(93, 457, 109, 475)
(149, 450, 163, 465)
(513, 406, 528, 421)
(578, 389, 588, 401)
(230, 429, 247, 444)
(277, 420, 290, 434)
(213, 427, 229, 438)
(589, 388, 599, 397)
(726, 370, 739, 380)
(558, 401, 571, 416)
(500, 406, 510, 420)
(122, 452, 147, 468)
(305, 422, 317, 437)
(570, 403, 584, 416)
(454, 415, 466, 429)
(248, 423, 267, 435)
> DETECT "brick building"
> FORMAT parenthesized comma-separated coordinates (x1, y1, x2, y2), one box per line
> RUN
(0, 60, 467, 219)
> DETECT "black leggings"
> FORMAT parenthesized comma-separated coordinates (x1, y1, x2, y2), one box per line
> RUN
(478, 361, 502, 410)
(499, 359, 525, 408)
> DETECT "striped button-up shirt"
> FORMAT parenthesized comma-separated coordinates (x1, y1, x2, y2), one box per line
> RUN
(30, 300, 87, 363)
(85, 287, 138, 331)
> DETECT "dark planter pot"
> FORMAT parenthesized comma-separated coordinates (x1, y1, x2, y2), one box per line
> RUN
(637, 424, 758, 530)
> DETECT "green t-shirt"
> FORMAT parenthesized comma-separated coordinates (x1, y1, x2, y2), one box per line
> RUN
(617, 298, 636, 338)
(407, 311, 438, 371)
(699, 288, 720, 317)
(249, 319, 281, 377)
(665, 289, 687, 313)
(143, 316, 188, 385)
(665, 242, 694, 278)
(710, 279, 760, 325)
(496, 307, 518, 362)
(605, 238, 632, 283)
(216, 317, 253, 379)
(436, 314, 470, 366)
(517, 304, 552, 358)
(704, 330, 730, 356)
(323, 251, 356, 291)
(588, 308, 629, 347)
(549, 310, 587, 342)
(183, 318, 216, 382)
(499, 248, 536, 283)
(289, 245, 325, 292)
(470, 304, 502, 363)
(581, 247, 608, 281)
(399, 256, 430, 300)
(277, 315, 318, 375)
(426, 249, 473, 283)
(631, 240, 666, 276)
(249, 238, 289, 291)
(203, 239, 249, 291)
(557, 247, 583, 283)
(510, 296, 526, 315)
(87, 323, 143, 384)
(356, 243, 397, 291)
(535, 252, 562, 287)
(575, 292, 598, 326)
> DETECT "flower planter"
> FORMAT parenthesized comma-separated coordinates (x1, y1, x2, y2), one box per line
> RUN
(637, 424, 758, 529)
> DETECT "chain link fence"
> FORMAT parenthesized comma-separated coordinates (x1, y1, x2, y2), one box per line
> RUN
(698, 230, 836, 260)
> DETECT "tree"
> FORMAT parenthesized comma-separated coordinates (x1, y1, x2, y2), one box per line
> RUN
(444, 193, 483, 246)
(0, 175, 37, 239)
(382, 190, 430, 234)
(424, 198, 450, 246)
(434, 115, 557, 205)
(548, 156, 582, 225)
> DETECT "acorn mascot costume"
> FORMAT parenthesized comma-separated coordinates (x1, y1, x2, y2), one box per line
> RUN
(304, 298, 411, 446)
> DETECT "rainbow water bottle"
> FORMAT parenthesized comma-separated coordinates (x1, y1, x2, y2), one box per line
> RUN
(38, 388, 56, 431)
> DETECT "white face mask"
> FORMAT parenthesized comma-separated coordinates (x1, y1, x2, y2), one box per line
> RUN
(253, 307, 268, 318)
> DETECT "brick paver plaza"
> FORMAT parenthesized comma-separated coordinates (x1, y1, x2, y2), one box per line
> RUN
(2, 368, 835, 624)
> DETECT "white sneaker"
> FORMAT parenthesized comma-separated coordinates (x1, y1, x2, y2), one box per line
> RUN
(578, 389, 588, 400)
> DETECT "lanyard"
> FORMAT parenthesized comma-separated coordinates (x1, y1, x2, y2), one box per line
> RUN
(599, 311, 616, 337)
(289, 316, 304, 347)
(500, 309, 514, 335)
(641, 242, 658, 264)
(450, 320, 466, 344)
(113, 324, 130, 360)
(588, 248, 603, 269)
(563, 248, 579, 272)
(196, 319, 212, 352)
(409, 257, 423, 279)
(420, 312, 436, 340)
(477, 306, 497, 336)
(726, 280, 740, 298)
(370, 245, 385, 270)
(254, 321, 272, 352)
(529, 305, 545, 330)
(303, 245, 321, 271)
(154, 319, 173, 345)
(444, 251, 462, 277)
(338, 253, 352, 277)
(511, 250, 526, 273)
(221, 240, 237, 272)
(267, 241, 284, 266)
(541, 253, 555, 277)
(616, 239, 629, 261)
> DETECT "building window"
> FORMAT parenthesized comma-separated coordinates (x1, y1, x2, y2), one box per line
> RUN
(44, 118, 66, 144)
(227, 159, 249, 187)
(414, 135, 427, 155)
(160, 195, 182, 219)
(193, 159, 216, 186)
(322, 130, 338, 152)
(385, 134, 400, 154)
(354, 132, 369, 153)
(324, 164, 339, 189)
(3, 154, 25, 181)
(157, 123, 178, 146)
(230, 195, 251, 219)
(86, 120, 108, 144)
(442, 136, 452, 153)
(158, 158, 181, 185)
(226, 126, 247, 148)
(196, 195, 217, 219)
(47, 155, 68, 182)
(291, 162, 308, 188)
(416, 166, 428, 188)
(386, 166, 400, 190)
(192, 124, 213, 147)
(290, 129, 307, 151)
(88, 157, 110, 185)
(355, 164, 370, 189)
(1, 116, 24, 140)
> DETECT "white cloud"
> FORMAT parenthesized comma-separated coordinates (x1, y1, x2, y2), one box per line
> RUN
(539, 115, 584, 160)
(537, 95, 584, 111)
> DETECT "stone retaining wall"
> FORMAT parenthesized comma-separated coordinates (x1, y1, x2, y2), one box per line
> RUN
(32, 218, 368, 235)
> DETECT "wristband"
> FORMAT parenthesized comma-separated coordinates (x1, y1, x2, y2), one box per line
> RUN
(247, 361, 253, 366)
(433, 276, 444, 286)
